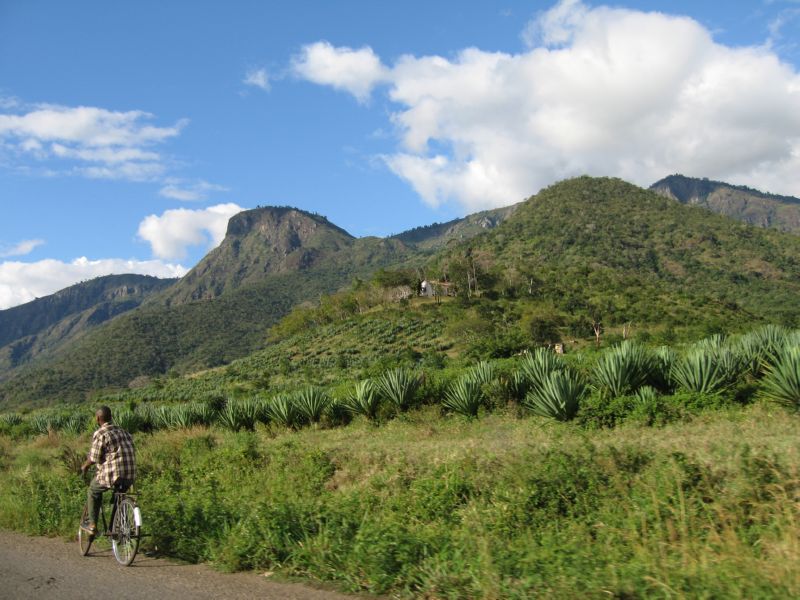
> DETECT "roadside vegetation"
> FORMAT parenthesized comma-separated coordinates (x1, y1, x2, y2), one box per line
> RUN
(0, 324, 798, 597)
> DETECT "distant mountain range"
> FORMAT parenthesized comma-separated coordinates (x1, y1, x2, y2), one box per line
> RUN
(650, 174, 800, 234)
(1, 175, 799, 408)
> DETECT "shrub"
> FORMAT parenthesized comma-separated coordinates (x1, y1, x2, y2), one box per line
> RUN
(376, 367, 421, 412)
(671, 346, 743, 395)
(735, 324, 787, 378)
(759, 347, 800, 410)
(294, 387, 331, 424)
(343, 380, 381, 421)
(217, 398, 263, 431)
(523, 370, 586, 421)
(442, 377, 484, 417)
(466, 361, 496, 386)
(517, 348, 564, 394)
(266, 394, 299, 429)
(593, 341, 655, 398)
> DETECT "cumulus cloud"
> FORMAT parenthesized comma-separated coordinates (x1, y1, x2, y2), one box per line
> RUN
(296, 0, 800, 212)
(292, 41, 389, 103)
(0, 103, 187, 181)
(137, 203, 244, 261)
(0, 239, 45, 258)
(244, 67, 271, 91)
(158, 179, 230, 201)
(0, 257, 187, 310)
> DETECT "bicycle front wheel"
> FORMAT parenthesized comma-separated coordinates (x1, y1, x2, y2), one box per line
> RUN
(111, 496, 140, 566)
(78, 503, 93, 556)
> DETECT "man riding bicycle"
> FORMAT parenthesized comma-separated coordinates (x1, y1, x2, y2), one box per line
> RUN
(80, 406, 136, 536)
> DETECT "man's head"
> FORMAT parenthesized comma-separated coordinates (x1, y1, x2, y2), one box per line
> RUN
(95, 405, 112, 425)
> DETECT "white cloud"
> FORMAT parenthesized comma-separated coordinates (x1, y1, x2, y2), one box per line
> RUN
(244, 67, 271, 91)
(297, 0, 800, 212)
(0, 103, 187, 182)
(137, 203, 244, 260)
(158, 179, 230, 202)
(292, 41, 389, 103)
(0, 239, 45, 258)
(0, 257, 187, 310)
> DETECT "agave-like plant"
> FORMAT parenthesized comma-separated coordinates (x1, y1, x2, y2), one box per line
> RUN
(467, 361, 496, 386)
(759, 347, 800, 410)
(652, 346, 677, 391)
(693, 334, 725, 352)
(113, 408, 143, 434)
(376, 367, 420, 412)
(191, 401, 218, 427)
(61, 414, 90, 436)
(735, 325, 787, 378)
(294, 387, 331, 424)
(506, 371, 531, 402)
(343, 379, 381, 421)
(523, 370, 585, 421)
(671, 348, 731, 394)
(217, 398, 262, 431)
(153, 405, 177, 430)
(634, 385, 659, 405)
(518, 348, 564, 393)
(29, 413, 56, 435)
(266, 394, 299, 428)
(0, 413, 23, 428)
(442, 377, 484, 417)
(593, 341, 655, 398)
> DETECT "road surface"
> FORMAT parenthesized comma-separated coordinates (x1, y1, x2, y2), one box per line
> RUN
(0, 530, 359, 600)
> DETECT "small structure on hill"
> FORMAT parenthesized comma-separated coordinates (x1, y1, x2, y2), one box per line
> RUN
(420, 280, 434, 297)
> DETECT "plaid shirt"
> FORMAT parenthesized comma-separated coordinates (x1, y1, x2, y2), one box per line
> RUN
(88, 422, 136, 488)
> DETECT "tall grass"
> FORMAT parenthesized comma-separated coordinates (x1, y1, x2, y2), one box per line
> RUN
(4, 408, 795, 598)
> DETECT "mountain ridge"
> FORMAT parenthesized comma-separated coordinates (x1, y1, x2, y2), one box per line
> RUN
(650, 174, 800, 233)
(3, 175, 800, 407)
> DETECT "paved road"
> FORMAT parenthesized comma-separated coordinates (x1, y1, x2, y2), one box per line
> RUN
(0, 530, 357, 600)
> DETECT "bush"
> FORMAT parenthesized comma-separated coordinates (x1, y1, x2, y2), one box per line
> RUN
(442, 377, 484, 418)
(759, 347, 800, 410)
(376, 367, 421, 412)
(342, 379, 381, 421)
(592, 341, 655, 398)
(523, 370, 586, 421)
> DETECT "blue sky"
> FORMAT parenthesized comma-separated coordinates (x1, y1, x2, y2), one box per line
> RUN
(2, 0, 800, 308)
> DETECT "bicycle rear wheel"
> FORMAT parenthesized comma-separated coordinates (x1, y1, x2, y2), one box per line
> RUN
(78, 503, 94, 556)
(111, 496, 140, 566)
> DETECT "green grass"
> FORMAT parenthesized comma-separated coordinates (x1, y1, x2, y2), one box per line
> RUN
(0, 403, 797, 598)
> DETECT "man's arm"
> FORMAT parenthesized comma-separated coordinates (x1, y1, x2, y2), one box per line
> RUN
(82, 431, 103, 475)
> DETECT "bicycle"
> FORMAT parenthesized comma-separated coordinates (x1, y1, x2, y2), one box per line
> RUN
(78, 480, 142, 566)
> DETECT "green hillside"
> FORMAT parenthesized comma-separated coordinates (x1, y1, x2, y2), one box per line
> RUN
(429, 176, 800, 327)
(0, 274, 176, 376)
(3, 176, 800, 409)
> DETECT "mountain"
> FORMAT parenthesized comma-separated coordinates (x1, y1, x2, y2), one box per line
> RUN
(650, 174, 800, 234)
(434, 176, 800, 327)
(0, 274, 175, 374)
(93, 176, 800, 405)
(391, 204, 519, 251)
(159, 207, 357, 305)
(0, 208, 419, 407)
(3, 176, 800, 408)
